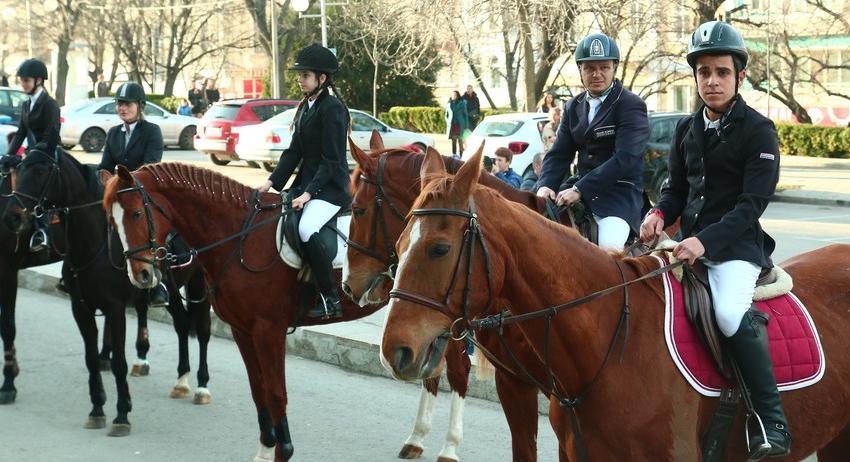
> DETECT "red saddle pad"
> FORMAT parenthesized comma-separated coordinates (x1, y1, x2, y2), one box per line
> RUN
(655, 256, 825, 397)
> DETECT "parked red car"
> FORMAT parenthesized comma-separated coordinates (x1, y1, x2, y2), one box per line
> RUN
(193, 98, 298, 166)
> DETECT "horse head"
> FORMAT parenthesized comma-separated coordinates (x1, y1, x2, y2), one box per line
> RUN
(381, 145, 510, 381)
(3, 149, 67, 234)
(343, 136, 432, 307)
(102, 165, 168, 289)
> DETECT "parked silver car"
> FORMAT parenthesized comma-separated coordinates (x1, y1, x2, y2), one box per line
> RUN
(235, 108, 434, 172)
(60, 97, 198, 152)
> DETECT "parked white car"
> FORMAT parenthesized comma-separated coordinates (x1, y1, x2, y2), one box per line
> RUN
(0, 118, 19, 155)
(60, 97, 198, 152)
(236, 108, 435, 171)
(462, 112, 549, 177)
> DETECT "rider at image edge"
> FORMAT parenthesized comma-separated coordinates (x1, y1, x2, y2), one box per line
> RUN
(641, 20, 791, 460)
(258, 43, 351, 321)
(4, 58, 61, 254)
(535, 32, 649, 251)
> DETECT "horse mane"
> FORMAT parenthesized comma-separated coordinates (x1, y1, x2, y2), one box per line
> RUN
(138, 162, 255, 206)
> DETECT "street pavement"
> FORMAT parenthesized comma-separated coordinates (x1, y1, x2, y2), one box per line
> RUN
(9, 144, 846, 461)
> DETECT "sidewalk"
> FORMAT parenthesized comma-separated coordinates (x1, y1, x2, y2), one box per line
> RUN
(14, 153, 848, 415)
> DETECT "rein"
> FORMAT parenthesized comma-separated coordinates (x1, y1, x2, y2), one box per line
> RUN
(389, 199, 683, 462)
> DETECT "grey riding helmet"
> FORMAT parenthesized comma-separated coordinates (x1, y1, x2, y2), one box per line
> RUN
(686, 21, 749, 69)
(115, 82, 146, 107)
(574, 33, 620, 64)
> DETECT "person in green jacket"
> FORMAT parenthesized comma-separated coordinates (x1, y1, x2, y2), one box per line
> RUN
(445, 90, 469, 158)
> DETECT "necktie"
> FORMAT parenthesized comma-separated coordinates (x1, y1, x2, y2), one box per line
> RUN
(588, 98, 602, 122)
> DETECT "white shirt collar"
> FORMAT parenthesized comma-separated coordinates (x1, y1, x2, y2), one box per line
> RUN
(30, 87, 44, 106)
(121, 121, 139, 134)
(702, 108, 721, 131)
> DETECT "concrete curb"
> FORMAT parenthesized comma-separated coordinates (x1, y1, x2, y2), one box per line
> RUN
(17, 268, 549, 414)
(772, 193, 850, 208)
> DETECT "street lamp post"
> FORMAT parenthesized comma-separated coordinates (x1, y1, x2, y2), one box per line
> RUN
(291, 0, 328, 48)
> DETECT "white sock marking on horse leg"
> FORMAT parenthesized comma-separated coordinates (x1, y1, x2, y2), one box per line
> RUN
(174, 372, 190, 390)
(403, 385, 436, 450)
(133, 358, 149, 367)
(380, 221, 420, 371)
(252, 443, 275, 462)
(437, 391, 465, 461)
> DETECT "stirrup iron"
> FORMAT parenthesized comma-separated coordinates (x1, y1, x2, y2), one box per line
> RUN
(744, 411, 771, 461)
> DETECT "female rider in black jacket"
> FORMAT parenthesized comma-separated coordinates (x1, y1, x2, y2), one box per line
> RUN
(258, 44, 351, 320)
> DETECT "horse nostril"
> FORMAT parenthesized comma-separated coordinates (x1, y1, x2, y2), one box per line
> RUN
(138, 268, 151, 284)
(393, 346, 414, 373)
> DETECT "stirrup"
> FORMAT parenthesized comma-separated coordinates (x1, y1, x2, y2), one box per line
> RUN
(307, 294, 342, 320)
(29, 229, 48, 252)
(744, 412, 772, 461)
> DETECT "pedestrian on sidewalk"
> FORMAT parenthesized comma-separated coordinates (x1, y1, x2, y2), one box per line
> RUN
(445, 90, 469, 158)
(462, 84, 481, 130)
(640, 21, 789, 460)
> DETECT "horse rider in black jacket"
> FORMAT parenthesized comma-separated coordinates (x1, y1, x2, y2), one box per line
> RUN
(258, 44, 351, 320)
(536, 33, 649, 250)
(6, 59, 61, 253)
(98, 82, 168, 307)
(641, 21, 790, 460)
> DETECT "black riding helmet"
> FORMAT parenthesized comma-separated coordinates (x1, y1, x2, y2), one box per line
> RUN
(575, 33, 620, 64)
(686, 21, 749, 70)
(115, 82, 146, 108)
(290, 44, 339, 75)
(16, 59, 49, 80)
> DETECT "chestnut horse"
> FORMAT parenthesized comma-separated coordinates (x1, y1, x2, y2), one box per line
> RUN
(103, 163, 386, 462)
(343, 139, 570, 462)
(380, 147, 850, 461)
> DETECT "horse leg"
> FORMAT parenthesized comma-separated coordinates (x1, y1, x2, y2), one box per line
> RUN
(435, 341, 471, 462)
(104, 307, 132, 437)
(400, 381, 439, 459)
(189, 272, 212, 405)
(130, 296, 150, 377)
(99, 321, 112, 371)
(250, 322, 292, 461)
(70, 299, 107, 430)
(0, 268, 19, 404)
(494, 369, 547, 462)
(232, 329, 276, 462)
(165, 284, 192, 400)
(818, 422, 850, 462)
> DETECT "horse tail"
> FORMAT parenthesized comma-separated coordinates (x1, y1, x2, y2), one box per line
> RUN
(473, 350, 495, 381)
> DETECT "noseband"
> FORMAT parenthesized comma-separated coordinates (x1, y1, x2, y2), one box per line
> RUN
(388, 199, 494, 333)
(116, 179, 174, 265)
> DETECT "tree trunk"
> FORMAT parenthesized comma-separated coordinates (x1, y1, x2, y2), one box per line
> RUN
(372, 57, 379, 117)
(517, 1, 536, 111)
(164, 68, 179, 97)
(54, 36, 71, 106)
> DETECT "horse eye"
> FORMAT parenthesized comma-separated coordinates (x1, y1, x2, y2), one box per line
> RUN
(428, 243, 450, 259)
(132, 210, 143, 220)
(352, 207, 366, 217)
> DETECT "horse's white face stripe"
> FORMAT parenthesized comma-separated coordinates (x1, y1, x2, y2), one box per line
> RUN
(381, 220, 421, 372)
(111, 204, 137, 283)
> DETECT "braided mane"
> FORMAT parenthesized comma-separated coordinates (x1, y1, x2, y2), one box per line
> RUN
(139, 162, 255, 206)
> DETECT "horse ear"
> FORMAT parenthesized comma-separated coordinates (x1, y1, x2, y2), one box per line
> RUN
(369, 129, 385, 151)
(420, 146, 446, 190)
(98, 168, 114, 186)
(116, 165, 133, 186)
(349, 137, 373, 171)
(452, 141, 484, 199)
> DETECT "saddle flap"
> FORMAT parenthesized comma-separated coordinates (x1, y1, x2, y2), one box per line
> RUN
(681, 263, 731, 379)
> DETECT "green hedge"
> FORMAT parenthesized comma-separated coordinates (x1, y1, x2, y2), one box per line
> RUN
(378, 106, 515, 133)
(776, 124, 850, 158)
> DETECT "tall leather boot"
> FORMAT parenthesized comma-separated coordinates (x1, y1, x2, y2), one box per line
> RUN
(725, 309, 791, 460)
(303, 234, 343, 320)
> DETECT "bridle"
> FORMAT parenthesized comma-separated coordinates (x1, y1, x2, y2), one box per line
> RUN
(116, 178, 174, 265)
(8, 151, 60, 220)
(346, 153, 408, 277)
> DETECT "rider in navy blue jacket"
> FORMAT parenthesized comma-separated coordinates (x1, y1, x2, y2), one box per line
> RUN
(536, 33, 648, 249)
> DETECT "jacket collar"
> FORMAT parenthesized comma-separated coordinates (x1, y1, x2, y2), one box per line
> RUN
(124, 119, 144, 152)
(299, 88, 330, 127)
(577, 79, 624, 131)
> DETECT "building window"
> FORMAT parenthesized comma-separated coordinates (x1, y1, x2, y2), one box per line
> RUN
(674, 85, 688, 111)
(842, 50, 850, 83)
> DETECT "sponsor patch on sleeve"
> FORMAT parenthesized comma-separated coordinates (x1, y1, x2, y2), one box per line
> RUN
(759, 153, 776, 161)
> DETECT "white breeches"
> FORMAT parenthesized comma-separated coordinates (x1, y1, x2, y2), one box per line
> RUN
(593, 215, 631, 250)
(298, 199, 341, 242)
(704, 259, 762, 337)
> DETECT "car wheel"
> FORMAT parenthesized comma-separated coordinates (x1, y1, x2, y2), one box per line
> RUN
(178, 126, 197, 150)
(246, 161, 261, 168)
(262, 162, 276, 172)
(208, 153, 230, 166)
(62, 144, 75, 150)
(80, 128, 106, 153)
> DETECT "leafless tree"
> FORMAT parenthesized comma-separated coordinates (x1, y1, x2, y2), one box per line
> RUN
(78, 5, 117, 94)
(32, 0, 83, 105)
(244, 0, 302, 98)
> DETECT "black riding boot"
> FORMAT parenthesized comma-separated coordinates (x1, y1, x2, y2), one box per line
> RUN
(725, 309, 791, 460)
(303, 234, 343, 320)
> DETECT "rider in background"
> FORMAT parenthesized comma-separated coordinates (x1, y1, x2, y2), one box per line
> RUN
(98, 82, 168, 307)
(536, 33, 649, 250)
(640, 21, 789, 460)
(6, 58, 61, 253)
(257, 44, 350, 320)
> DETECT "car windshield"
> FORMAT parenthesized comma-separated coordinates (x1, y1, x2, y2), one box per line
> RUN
(473, 120, 524, 137)
(203, 104, 241, 120)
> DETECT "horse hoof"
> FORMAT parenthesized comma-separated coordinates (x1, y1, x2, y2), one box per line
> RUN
(130, 364, 150, 377)
(192, 388, 211, 405)
(99, 360, 111, 371)
(398, 444, 424, 459)
(107, 423, 131, 437)
(169, 384, 191, 399)
(0, 390, 16, 404)
(437, 458, 459, 462)
(84, 415, 107, 429)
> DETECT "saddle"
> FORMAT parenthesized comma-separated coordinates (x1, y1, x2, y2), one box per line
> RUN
(276, 190, 351, 271)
